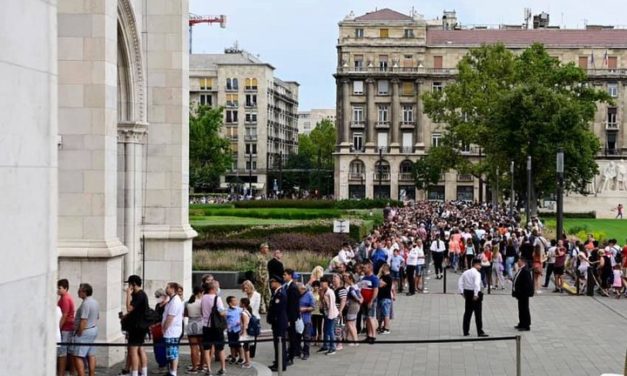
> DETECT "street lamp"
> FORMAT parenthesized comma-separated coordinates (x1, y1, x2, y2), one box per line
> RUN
(378, 147, 383, 199)
(510, 161, 515, 219)
(526, 156, 532, 225)
(556, 148, 565, 241)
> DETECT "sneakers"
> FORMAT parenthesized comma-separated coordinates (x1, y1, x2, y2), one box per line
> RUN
(185, 368, 200, 375)
(241, 363, 252, 369)
(236, 358, 244, 365)
(326, 350, 336, 355)
(382, 329, 391, 335)
(217, 369, 226, 376)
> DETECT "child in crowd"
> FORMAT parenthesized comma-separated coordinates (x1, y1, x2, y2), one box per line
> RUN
(226, 296, 245, 365)
(390, 249, 405, 293)
(239, 298, 253, 368)
(612, 265, 625, 298)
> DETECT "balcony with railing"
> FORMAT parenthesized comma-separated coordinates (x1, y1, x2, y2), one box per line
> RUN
(457, 174, 474, 182)
(350, 121, 365, 129)
(587, 69, 627, 78)
(399, 172, 413, 181)
(348, 172, 365, 181)
(375, 121, 390, 129)
(244, 134, 257, 141)
(401, 146, 414, 154)
(244, 102, 257, 109)
(376, 146, 389, 153)
(337, 66, 459, 76)
(350, 146, 364, 153)
(606, 121, 619, 130)
(374, 172, 391, 181)
(400, 121, 416, 129)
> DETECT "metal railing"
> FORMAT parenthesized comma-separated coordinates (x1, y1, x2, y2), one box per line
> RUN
(375, 121, 390, 128)
(348, 172, 365, 180)
(350, 121, 365, 128)
(374, 172, 391, 181)
(399, 172, 413, 180)
(606, 121, 619, 130)
(401, 146, 414, 154)
(338, 66, 459, 75)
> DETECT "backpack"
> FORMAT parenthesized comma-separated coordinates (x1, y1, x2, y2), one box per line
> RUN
(247, 314, 261, 337)
(139, 307, 160, 330)
(614, 247, 622, 265)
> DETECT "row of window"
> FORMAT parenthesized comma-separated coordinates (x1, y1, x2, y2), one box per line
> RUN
(198, 94, 258, 108)
(352, 80, 442, 95)
(351, 132, 447, 151)
(198, 77, 259, 91)
(352, 105, 416, 123)
(354, 28, 415, 39)
(224, 127, 257, 139)
(225, 110, 257, 124)
(352, 55, 443, 70)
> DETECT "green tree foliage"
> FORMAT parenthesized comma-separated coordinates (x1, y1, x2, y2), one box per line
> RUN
(281, 119, 337, 194)
(189, 106, 232, 192)
(421, 43, 611, 208)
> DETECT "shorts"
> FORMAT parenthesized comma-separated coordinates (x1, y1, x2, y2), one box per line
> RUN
(415, 265, 425, 276)
(127, 328, 148, 346)
(57, 331, 73, 357)
(362, 300, 377, 318)
(227, 330, 241, 349)
(377, 299, 392, 319)
(71, 327, 98, 358)
(164, 337, 180, 361)
(391, 270, 400, 280)
(202, 326, 225, 352)
(553, 266, 565, 275)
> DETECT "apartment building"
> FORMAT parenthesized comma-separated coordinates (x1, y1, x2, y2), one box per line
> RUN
(298, 108, 337, 134)
(190, 48, 299, 194)
(334, 8, 627, 202)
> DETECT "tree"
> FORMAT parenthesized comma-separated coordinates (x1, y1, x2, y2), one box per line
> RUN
(189, 106, 232, 192)
(421, 43, 611, 211)
(282, 119, 337, 195)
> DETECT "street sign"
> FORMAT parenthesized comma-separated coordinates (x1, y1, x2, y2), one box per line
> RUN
(333, 219, 350, 233)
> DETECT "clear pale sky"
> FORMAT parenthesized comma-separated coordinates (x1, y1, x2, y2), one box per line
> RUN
(189, 0, 625, 111)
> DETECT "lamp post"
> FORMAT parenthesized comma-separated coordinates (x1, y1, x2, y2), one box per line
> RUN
(278, 150, 283, 197)
(495, 165, 500, 209)
(378, 147, 383, 199)
(248, 149, 253, 198)
(510, 161, 515, 219)
(556, 148, 565, 241)
(526, 156, 531, 225)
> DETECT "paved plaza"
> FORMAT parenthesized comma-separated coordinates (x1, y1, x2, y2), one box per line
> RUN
(100, 270, 626, 376)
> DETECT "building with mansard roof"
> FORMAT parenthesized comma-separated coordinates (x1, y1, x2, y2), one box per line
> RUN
(334, 8, 627, 216)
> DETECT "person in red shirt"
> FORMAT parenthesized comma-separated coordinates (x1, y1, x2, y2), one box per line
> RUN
(57, 279, 75, 376)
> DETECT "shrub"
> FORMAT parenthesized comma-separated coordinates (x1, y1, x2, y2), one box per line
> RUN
(335, 199, 403, 209)
(538, 211, 596, 219)
(574, 230, 607, 242)
(193, 250, 329, 272)
(567, 225, 590, 235)
(194, 207, 342, 220)
(194, 232, 350, 254)
(233, 200, 336, 209)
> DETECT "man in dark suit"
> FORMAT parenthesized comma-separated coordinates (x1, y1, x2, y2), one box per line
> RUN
(283, 269, 301, 364)
(512, 258, 534, 331)
(267, 250, 285, 288)
(267, 276, 288, 372)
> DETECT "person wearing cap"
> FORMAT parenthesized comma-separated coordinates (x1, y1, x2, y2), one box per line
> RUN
(457, 259, 488, 337)
(283, 268, 301, 364)
(121, 275, 149, 376)
(512, 257, 534, 331)
(267, 276, 288, 372)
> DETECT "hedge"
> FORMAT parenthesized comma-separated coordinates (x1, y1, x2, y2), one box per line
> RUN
(537, 211, 596, 219)
(193, 223, 333, 240)
(230, 199, 403, 209)
(194, 232, 351, 254)
(193, 208, 342, 220)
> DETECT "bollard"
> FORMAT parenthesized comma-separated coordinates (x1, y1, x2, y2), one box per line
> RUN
(516, 335, 522, 376)
(443, 266, 447, 294)
(278, 336, 284, 376)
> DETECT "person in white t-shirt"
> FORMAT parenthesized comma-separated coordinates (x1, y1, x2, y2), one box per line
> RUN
(162, 282, 184, 376)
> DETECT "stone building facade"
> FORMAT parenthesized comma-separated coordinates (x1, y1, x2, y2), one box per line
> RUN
(190, 51, 299, 195)
(1, 0, 195, 369)
(298, 108, 337, 134)
(334, 8, 627, 213)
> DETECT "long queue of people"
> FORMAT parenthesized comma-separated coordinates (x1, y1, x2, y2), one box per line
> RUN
(56, 201, 627, 376)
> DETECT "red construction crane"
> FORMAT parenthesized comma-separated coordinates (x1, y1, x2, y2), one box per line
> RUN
(189, 14, 227, 54)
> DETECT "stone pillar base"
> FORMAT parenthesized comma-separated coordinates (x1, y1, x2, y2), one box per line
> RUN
(58, 239, 128, 367)
(143, 225, 196, 298)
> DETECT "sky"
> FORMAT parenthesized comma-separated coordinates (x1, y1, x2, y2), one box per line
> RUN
(189, 0, 626, 111)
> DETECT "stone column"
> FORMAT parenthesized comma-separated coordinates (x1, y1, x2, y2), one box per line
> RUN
(143, 0, 196, 298)
(341, 78, 351, 147)
(1, 1, 57, 373)
(390, 79, 401, 151)
(366, 78, 376, 150)
(390, 159, 399, 199)
(57, 0, 127, 365)
(365, 161, 374, 198)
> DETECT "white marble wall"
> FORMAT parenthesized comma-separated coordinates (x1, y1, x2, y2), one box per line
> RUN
(0, 0, 58, 373)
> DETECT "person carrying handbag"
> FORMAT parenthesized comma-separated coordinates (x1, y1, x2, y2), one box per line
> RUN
(200, 281, 227, 375)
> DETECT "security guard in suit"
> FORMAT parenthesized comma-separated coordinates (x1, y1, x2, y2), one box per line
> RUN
(513, 258, 534, 331)
(267, 276, 288, 372)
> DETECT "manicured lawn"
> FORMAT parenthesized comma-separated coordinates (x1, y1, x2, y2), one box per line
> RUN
(543, 218, 627, 241)
(190, 216, 304, 226)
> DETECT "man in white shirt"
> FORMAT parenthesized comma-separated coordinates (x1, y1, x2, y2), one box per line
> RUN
(162, 282, 184, 376)
(457, 259, 488, 337)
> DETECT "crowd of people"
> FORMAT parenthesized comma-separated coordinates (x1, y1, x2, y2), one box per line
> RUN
(56, 201, 627, 376)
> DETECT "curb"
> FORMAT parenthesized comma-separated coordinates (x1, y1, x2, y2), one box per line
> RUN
(252, 361, 272, 376)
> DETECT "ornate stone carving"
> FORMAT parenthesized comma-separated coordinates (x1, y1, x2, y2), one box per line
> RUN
(118, 0, 146, 122)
